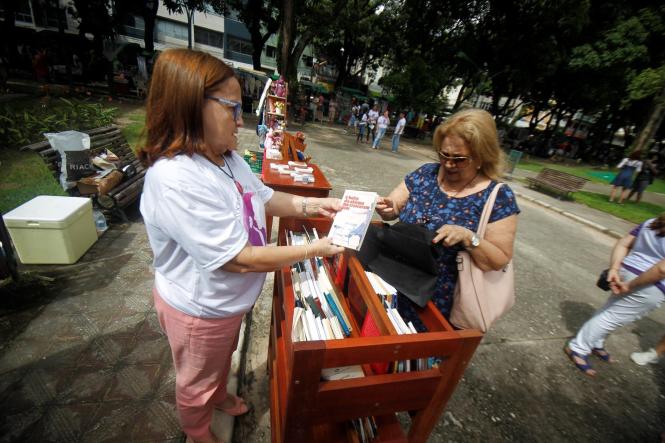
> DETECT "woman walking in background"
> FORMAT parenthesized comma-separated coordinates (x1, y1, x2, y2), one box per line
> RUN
(627, 153, 659, 203)
(609, 150, 643, 204)
(565, 214, 665, 376)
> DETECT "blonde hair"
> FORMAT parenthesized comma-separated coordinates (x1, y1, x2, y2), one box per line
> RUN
(433, 109, 506, 180)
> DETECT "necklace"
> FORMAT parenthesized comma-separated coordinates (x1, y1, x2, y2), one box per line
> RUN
(440, 170, 479, 198)
(206, 155, 244, 194)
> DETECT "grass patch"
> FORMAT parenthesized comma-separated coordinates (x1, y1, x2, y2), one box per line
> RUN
(517, 159, 665, 194)
(0, 149, 65, 214)
(120, 108, 145, 153)
(573, 191, 663, 224)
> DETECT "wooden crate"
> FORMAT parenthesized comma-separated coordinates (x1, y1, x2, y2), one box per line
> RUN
(269, 217, 483, 443)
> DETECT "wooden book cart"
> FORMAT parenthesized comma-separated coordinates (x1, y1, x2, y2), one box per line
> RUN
(268, 217, 483, 443)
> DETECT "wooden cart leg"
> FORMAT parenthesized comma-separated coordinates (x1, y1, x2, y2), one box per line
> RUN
(408, 332, 482, 442)
(283, 343, 326, 443)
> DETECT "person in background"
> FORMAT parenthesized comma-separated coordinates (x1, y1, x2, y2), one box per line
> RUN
(375, 109, 519, 327)
(392, 112, 406, 153)
(138, 49, 344, 443)
(565, 214, 665, 376)
(367, 104, 379, 144)
(609, 150, 643, 204)
(346, 97, 358, 134)
(631, 332, 665, 365)
(372, 110, 390, 149)
(317, 93, 325, 122)
(328, 96, 337, 126)
(356, 108, 368, 144)
(627, 153, 659, 203)
(308, 96, 317, 122)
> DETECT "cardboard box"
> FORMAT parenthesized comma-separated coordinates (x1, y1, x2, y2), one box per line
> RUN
(4, 196, 97, 264)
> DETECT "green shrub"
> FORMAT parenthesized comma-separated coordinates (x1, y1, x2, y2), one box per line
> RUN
(0, 98, 116, 149)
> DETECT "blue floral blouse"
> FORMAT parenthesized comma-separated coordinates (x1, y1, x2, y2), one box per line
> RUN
(397, 163, 520, 329)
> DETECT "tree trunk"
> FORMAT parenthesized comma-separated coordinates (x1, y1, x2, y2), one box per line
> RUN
(278, 0, 294, 77)
(250, 32, 264, 71)
(1, 1, 19, 64)
(186, 9, 193, 49)
(631, 88, 665, 153)
(143, 0, 158, 53)
(453, 77, 469, 111)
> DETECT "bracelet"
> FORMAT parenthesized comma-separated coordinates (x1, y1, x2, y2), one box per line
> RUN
(302, 197, 308, 217)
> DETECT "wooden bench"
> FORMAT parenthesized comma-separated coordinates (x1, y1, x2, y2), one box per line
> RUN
(20, 125, 146, 221)
(526, 167, 588, 199)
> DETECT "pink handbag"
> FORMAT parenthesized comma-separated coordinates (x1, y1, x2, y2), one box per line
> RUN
(449, 183, 515, 332)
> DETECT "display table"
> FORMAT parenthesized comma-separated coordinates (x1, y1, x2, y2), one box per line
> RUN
(269, 217, 483, 442)
(261, 158, 332, 241)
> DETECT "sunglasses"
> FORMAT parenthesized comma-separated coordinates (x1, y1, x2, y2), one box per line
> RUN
(205, 95, 243, 121)
(437, 151, 472, 167)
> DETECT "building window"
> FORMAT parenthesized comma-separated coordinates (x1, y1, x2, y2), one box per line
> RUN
(302, 55, 313, 67)
(155, 18, 188, 42)
(119, 14, 145, 39)
(15, 0, 33, 24)
(194, 26, 224, 49)
(227, 36, 253, 56)
(266, 45, 276, 58)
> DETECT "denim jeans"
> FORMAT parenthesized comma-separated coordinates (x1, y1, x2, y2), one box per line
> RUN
(392, 134, 401, 152)
(372, 127, 387, 148)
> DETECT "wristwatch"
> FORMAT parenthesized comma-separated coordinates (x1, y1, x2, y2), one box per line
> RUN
(468, 233, 481, 249)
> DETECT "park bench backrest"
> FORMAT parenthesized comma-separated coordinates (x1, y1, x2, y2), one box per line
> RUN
(535, 167, 588, 191)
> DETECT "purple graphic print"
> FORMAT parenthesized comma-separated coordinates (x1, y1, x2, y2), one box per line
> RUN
(242, 191, 267, 246)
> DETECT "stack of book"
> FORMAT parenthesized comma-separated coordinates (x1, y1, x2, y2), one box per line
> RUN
(269, 161, 314, 183)
(287, 227, 364, 381)
(365, 271, 433, 373)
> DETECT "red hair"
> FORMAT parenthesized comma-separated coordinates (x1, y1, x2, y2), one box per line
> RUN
(137, 49, 236, 167)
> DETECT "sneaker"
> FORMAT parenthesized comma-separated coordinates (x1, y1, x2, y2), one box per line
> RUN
(630, 348, 660, 366)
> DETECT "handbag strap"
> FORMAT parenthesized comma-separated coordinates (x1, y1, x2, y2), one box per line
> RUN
(476, 182, 504, 238)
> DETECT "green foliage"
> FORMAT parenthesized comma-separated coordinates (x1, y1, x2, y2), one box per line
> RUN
(0, 98, 116, 149)
(0, 149, 66, 214)
(628, 66, 665, 101)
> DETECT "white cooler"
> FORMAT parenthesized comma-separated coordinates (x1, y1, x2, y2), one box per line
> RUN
(4, 196, 98, 264)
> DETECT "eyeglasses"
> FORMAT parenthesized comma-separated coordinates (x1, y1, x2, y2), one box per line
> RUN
(437, 151, 472, 168)
(205, 95, 243, 121)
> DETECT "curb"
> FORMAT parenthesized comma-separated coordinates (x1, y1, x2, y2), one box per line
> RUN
(514, 191, 623, 239)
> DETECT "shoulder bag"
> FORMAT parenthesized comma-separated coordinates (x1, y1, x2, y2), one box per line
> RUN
(450, 183, 515, 332)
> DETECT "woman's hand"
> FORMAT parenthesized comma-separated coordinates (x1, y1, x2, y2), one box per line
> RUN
(310, 197, 343, 218)
(311, 237, 345, 257)
(375, 196, 397, 220)
(433, 224, 473, 248)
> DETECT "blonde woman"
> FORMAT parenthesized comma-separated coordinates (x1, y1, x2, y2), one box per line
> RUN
(375, 109, 520, 328)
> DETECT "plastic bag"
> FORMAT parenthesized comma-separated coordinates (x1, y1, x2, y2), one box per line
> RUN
(44, 131, 91, 190)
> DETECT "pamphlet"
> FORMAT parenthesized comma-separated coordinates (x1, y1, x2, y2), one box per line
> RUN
(328, 190, 378, 250)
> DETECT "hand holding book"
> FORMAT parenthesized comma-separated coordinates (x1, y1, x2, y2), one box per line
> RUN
(304, 197, 343, 218)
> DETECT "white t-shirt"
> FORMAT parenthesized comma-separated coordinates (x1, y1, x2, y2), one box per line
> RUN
(377, 115, 389, 129)
(368, 109, 379, 123)
(394, 117, 406, 135)
(140, 152, 274, 318)
(617, 158, 643, 173)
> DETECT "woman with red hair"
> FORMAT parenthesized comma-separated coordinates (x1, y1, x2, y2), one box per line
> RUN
(138, 49, 344, 443)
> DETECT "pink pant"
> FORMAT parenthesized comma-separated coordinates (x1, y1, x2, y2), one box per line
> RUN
(154, 288, 244, 441)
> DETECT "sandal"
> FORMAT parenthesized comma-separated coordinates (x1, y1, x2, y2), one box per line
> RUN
(592, 347, 614, 362)
(215, 394, 249, 416)
(564, 345, 596, 376)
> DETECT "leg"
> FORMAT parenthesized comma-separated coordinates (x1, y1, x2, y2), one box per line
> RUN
(619, 187, 630, 204)
(609, 186, 618, 202)
(569, 271, 665, 356)
(635, 192, 643, 204)
(154, 288, 244, 443)
(392, 134, 400, 152)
